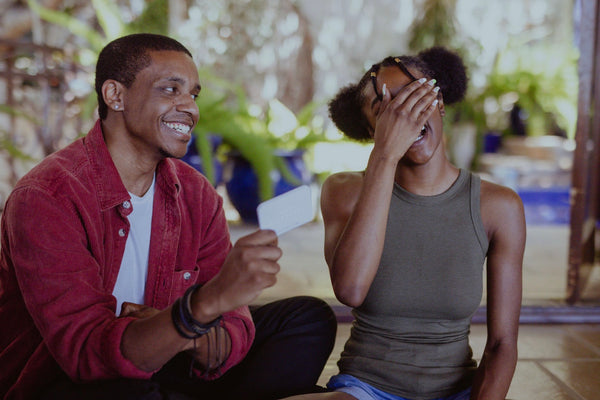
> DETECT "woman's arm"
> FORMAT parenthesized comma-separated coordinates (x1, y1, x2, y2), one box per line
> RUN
(321, 159, 396, 307)
(322, 79, 439, 307)
(470, 181, 525, 399)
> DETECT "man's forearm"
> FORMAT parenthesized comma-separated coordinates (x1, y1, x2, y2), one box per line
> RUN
(121, 305, 192, 372)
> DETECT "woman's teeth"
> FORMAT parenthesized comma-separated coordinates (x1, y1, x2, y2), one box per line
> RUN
(414, 126, 426, 142)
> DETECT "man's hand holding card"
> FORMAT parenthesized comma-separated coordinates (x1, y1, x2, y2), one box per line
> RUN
(257, 185, 314, 236)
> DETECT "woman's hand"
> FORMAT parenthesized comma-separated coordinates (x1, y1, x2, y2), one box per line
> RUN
(371, 78, 439, 163)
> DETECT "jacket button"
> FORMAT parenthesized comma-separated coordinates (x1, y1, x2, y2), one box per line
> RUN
(118, 228, 126, 237)
(183, 272, 191, 280)
(122, 200, 131, 209)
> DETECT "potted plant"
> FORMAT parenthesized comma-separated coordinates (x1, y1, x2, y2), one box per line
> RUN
(190, 70, 332, 223)
(26, 0, 170, 122)
(27, 0, 333, 222)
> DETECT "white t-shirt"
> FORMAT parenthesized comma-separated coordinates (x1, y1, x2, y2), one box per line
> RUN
(112, 176, 155, 315)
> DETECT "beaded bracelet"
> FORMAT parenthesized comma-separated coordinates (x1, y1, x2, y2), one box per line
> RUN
(171, 284, 223, 339)
(171, 298, 200, 339)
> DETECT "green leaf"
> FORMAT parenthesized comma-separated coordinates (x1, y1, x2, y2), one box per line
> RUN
(27, 0, 106, 52)
(126, 0, 169, 35)
(0, 133, 37, 162)
(0, 105, 41, 125)
(91, 0, 125, 40)
(295, 101, 322, 126)
(274, 155, 302, 187)
(192, 127, 216, 185)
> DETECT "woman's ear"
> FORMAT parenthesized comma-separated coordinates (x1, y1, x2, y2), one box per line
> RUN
(102, 79, 124, 112)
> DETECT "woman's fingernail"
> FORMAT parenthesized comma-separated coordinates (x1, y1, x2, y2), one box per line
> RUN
(433, 86, 440, 93)
(432, 99, 439, 106)
(428, 79, 437, 86)
(382, 83, 387, 96)
(418, 78, 427, 84)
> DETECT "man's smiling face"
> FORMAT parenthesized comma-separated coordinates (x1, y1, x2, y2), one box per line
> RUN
(121, 50, 201, 160)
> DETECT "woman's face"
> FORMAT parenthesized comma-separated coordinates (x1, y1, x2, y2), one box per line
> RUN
(361, 64, 446, 166)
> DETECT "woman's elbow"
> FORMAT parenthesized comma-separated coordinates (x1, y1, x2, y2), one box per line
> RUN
(333, 282, 367, 308)
(484, 336, 518, 364)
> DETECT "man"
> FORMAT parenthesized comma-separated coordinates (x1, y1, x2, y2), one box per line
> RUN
(0, 33, 336, 400)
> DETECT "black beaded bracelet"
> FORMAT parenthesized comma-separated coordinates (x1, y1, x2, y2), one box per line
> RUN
(181, 284, 223, 335)
(171, 284, 222, 339)
(171, 298, 201, 339)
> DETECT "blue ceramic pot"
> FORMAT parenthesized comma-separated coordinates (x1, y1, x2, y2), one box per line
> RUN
(225, 149, 312, 224)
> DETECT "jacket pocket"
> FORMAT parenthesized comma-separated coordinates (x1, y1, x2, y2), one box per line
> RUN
(170, 266, 200, 301)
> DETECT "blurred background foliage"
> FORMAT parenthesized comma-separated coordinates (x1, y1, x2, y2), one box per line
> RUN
(0, 0, 580, 207)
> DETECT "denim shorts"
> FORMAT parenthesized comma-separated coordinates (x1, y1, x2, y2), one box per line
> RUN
(326, 374, 472, 400)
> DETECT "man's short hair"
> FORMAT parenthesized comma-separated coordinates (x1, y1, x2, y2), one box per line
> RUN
(95, 33, 193, 120)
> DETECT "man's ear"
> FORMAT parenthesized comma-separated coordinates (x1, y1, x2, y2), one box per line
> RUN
(102, 80, 125, 112)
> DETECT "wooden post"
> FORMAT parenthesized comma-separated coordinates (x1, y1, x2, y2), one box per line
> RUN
(567, 0, 600, 304)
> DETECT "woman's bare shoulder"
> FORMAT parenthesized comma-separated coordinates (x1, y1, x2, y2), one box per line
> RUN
(480, 178, 522, 207)
(323, 171, 364, 187)
(479, 177, 525, 233)
(321, 171, 364, 215)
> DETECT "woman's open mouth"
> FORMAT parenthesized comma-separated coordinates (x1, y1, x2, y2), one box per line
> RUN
(414, 125, 427, 143)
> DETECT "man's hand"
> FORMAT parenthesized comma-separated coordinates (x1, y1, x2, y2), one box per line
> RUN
(192, 229, 282, 321)
(187, 326, 232, 372)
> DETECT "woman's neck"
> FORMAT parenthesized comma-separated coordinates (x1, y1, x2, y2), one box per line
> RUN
(394, 160, 459, 196)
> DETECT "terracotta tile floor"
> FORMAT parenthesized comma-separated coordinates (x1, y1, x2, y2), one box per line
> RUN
(228, 219, 600, 399)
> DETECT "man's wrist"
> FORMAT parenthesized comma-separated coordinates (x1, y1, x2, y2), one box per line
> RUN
(189, 284, 222, 323)
(171, 284, 222, 339)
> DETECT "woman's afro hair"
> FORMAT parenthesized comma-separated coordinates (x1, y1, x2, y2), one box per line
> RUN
(418, 47, 467, 105)
(328, 47, 468, 142)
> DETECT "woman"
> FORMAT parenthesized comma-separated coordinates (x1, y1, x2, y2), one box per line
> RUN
(284, 47, 525, 400)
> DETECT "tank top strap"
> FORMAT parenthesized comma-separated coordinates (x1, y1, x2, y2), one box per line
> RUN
(469, 172, 489, 254)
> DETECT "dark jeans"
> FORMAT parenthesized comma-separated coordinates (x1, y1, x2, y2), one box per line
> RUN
(42, 296, 337, 400)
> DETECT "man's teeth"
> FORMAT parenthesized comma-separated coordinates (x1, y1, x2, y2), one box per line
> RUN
(165, 122, 191, 134)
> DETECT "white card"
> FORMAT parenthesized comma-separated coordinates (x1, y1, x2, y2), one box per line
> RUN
(257, 185, 314, 236)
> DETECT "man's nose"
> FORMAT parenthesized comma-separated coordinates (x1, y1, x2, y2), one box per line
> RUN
(177, 94, 199, 117)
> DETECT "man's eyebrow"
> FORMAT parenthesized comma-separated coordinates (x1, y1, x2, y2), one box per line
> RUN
(164, 76, 201, 92)
(164, 76, 185, 84)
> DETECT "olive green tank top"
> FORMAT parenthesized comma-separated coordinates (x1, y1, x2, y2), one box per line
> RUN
(338, 170, 489, 400)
